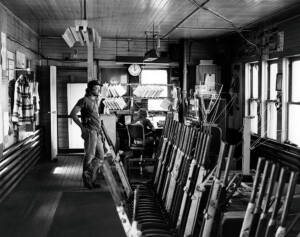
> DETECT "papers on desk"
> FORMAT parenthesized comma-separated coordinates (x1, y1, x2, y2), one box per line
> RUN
(149, 115, 166, 129)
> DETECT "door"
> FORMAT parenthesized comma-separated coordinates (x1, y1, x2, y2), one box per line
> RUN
(0, 66, 3, 158)
(50, 66, 58, 159)
(67, 83, 86, 149)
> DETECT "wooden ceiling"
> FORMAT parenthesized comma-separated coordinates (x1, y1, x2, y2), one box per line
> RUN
(1, 0, 300, 39)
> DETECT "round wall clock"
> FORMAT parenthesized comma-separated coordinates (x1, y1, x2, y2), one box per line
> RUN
(128, 64, 141, 76)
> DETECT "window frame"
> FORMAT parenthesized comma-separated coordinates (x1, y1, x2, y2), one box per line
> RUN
(140, 68, 169, 111)
(140, 68, 169, 86)
(287, 57, 300, 146)
(265, 60, 279, 140)
(247, 62, 260, 134)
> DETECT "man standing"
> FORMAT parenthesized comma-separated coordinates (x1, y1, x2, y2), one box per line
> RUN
(70, 80, 105, 189)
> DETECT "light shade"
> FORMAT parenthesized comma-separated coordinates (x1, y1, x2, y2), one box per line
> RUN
(62, 27, 76, 48)
(144, 49, 159, 62)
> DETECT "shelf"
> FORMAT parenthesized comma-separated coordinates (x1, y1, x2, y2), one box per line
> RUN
(109, 110, 131, 115)
(109, 110, 168, 114)
(132, 97, 168, 99)
(104, 96, 168, 99)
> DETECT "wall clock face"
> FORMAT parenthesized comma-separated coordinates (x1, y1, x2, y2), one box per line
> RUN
(128, 64, 141, 76)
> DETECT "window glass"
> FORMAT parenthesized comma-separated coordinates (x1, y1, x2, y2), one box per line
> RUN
(288, 104, 300, 146)
(292, 60, 300, 102)
(252, 64, 259, 98)
(250, 101, 258, 134)
(141, 69, 168, 97)
(269, 63, 278, 100)
(266, 102, 277, 139)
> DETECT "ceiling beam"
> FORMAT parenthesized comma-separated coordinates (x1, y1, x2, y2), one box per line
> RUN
(161, 0, 211, 39)
(177, 27, 251, 31)
(39, 35, 179, 43)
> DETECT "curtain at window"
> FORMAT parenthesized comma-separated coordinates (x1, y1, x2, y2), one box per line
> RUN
(266, 102, 277, 139)
(250, 101, 258, 134)
(288, 104, 300, 146)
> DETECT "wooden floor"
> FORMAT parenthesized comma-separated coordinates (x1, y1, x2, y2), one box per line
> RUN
(0, 155, 125, 237)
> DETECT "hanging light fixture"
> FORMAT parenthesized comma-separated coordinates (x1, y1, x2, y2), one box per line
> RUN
(144, 25, 160, 62)
(62, 0, 101, 48)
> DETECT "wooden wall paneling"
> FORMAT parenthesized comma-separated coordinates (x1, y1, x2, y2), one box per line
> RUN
(101, 67, 128, 84)
(41, 38, 176, 62)
(280, 17, 300, 56)
(189, 40, 217, 65)
(5, 4, 39, 53)
(230, 14, 300, 62)
(0, 130, 42, 202)
(0, 3, 39, 150)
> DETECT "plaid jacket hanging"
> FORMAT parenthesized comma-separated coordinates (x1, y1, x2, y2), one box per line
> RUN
(12, 75, 34, 125)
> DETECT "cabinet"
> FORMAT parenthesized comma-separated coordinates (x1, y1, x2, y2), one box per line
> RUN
(196, 64, 221, 85)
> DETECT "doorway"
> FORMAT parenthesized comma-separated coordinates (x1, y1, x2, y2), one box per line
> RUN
(67, 83, 86, 149)
(56, 67, 87, 153)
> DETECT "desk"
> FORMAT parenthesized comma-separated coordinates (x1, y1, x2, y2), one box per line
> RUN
(101, 114, 117, 147)
(149, 115, 165, 130)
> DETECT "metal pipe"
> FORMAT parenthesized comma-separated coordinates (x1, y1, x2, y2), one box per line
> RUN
(83, 0, 86, 20)
(161, 0, 210, 39)
(177, 27, 251, 31)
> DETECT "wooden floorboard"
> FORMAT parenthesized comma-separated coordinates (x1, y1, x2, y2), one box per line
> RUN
(0, 155, 122, 237)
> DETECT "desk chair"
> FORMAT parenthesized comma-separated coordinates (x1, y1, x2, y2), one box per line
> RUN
(126, 123, 146, 176)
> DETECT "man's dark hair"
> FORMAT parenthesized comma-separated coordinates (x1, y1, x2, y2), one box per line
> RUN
(86, 80, 102, 96)
(138, 108, 147, 118)
(87, 80, 102, 90)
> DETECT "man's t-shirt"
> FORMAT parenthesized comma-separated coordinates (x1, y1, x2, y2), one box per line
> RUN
(138, 118, 154, 135)
(76, 96, 102, 132)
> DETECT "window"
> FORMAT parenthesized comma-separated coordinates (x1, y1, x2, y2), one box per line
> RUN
(266, 61, 278, 140)
(140, 69, 168, 111)
(287, 58, 300, 146)
(247, 63, 260, 134)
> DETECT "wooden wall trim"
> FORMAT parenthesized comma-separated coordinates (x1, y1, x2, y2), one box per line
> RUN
(0, 2, 38, 36)
(0, 129, 42, 203)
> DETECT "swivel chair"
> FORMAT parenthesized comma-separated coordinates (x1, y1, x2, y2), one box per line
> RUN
(126, 123, 146, 176)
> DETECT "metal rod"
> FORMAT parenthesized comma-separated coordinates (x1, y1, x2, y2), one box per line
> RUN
(83, 0, 86, 20)
(161, 0, 210, 39)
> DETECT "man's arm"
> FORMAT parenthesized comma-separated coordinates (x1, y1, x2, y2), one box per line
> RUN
(146, 119, 155, 132)
(70, 105, 84, 131)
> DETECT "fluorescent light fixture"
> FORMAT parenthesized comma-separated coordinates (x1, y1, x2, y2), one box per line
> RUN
(63, 19, 101, 47)
(62, 27, 76, 48)
(96, 32, 102, 48)
(88, 28, 93, 42)
(81, 28, 89, 42)
(92, 28, 96, 42)
(70, 26, 84, 46)
(75, 19, 88, 32)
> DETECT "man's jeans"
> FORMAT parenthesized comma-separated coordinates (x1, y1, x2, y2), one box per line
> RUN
(82, 129, 105, 183)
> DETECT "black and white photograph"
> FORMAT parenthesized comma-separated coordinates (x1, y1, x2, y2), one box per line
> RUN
(0, 0, 300, 236)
